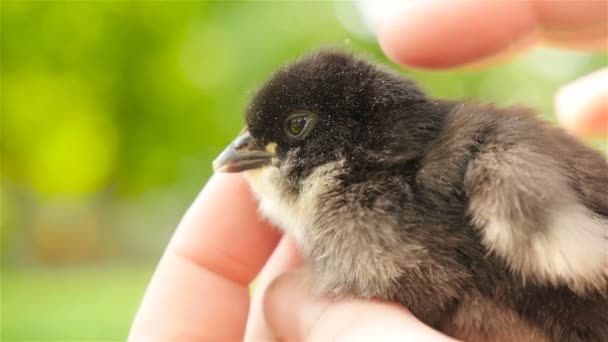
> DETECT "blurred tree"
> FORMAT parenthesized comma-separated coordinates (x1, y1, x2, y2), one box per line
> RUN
(1, 1, 379, 264)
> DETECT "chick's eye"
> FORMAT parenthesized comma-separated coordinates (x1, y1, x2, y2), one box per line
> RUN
(288, 117, 307, 136)
(284, 112, 315, 138)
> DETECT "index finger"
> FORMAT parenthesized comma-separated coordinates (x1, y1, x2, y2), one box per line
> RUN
(376, 0, 607, 69)
(129, 174, 281, 341)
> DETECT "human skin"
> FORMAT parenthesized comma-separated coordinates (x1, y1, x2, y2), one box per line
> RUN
(128, 1, 607, 340)
(376, 0, 607, 137)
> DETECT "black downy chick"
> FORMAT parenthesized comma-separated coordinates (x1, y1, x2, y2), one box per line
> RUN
(213, 50, 608, 341)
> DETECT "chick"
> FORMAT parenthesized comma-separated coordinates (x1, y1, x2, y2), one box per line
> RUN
(213, 50, 608, 341)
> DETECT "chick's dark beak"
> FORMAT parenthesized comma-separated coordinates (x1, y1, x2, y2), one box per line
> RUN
(212, 131, 274, 173)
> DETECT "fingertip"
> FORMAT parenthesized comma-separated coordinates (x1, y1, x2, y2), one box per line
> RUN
(194, 173, 252, 210)
(376, 1, 539, 69)
(556, 68, 608, 138)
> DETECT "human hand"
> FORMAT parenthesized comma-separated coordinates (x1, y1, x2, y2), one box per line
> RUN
(129, 2, 606, 341)
(128, 173, 453, 341)
(128, 174, 282, 340)
(373, 0, 607, 139)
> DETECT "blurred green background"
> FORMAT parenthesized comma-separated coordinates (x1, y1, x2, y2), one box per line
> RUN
(1, 1, 606, 340)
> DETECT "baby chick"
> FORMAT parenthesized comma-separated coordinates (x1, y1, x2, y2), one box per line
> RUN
(213, 50, 608, 341)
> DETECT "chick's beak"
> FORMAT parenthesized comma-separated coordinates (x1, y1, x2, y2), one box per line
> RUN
(212, 131, 275, 173)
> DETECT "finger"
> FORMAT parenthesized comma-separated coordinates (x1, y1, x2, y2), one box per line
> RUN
(376, 0, 539, 69)
(244, 236, 303, 341)
(264, 272, 457, 341)
(129, 174, 281, 341)
(533, 0, 608, 50)
(556, 68, 608, 138)
(376, 0, 607, 69)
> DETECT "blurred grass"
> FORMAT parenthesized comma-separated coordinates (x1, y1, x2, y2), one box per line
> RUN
(2, 264, 153, 341)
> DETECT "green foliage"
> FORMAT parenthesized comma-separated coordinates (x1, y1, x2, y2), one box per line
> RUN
(2, 265, 151, 340)
(0, 1, 605, 340)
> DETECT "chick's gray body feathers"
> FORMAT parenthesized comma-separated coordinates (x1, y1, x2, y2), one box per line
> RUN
(239, 51, 608, 341)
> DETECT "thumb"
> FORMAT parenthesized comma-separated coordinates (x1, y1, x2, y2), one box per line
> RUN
(263, 272, 457, 341)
